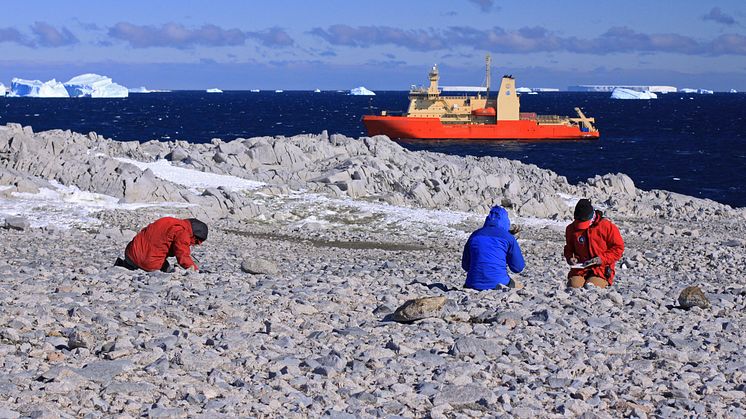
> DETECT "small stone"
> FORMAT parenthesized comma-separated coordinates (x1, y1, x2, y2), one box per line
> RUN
(392, 296, 447, 322)
(67, 328, 95, 349)
(678, 286, 710, 309)
(608, 291, 624, 305)
(46, 352, 65, 362)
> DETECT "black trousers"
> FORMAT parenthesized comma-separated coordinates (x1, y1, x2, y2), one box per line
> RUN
(115, 256, 173, 273)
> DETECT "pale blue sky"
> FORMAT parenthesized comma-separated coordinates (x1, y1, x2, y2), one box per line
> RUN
(1, 0, 744, 90)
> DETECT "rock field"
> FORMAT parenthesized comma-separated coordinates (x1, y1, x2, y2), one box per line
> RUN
(0, 123, 745, 418)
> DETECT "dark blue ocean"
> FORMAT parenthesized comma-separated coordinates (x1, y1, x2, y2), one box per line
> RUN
(1, 91, 745, 207)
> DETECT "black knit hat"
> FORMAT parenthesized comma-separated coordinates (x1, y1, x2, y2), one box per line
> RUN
(574, 199, 594, 221)
(188, 218, 208, 241)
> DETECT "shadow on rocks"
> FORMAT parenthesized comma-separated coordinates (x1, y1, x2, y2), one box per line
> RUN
(408, 280, 460, 293)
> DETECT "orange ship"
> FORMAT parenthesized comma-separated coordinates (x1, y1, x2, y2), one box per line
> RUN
(363, 55, 599, 140)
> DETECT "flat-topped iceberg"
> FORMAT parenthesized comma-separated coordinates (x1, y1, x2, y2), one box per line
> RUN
(206, 88, 223, 93)
(64, 74, 128, 98)
(350, 86, 375, 96)
(9, 74, 129, 98)
(610, 87, 657, 100)
(680, 88, 697, 94)
(10, 78, 69, 98)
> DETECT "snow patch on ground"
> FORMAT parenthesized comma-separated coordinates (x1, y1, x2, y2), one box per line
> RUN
(0, 181, 188, 229)
(115, 158, 265, 192)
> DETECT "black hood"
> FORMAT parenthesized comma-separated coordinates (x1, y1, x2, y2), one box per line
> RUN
(188, 218, 208, 241)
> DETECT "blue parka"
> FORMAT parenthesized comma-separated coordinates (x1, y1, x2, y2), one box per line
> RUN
(462, 206, 525, 290)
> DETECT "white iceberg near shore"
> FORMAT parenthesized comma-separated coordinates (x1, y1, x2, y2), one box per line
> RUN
(10, 78, 69, 98)
(206, 88, 223, 93)
(349, 86, 375, 96)
(610, 87, 657, 100)
(64, 74, 128, 98)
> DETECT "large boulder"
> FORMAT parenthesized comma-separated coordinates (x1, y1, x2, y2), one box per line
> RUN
(392, 296, 447, 323)
(678, 286, 710, 309)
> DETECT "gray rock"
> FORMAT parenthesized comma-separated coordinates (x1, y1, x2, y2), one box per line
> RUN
(148, 407, 186, 418)
(392, 296, 447, 322)
(67, 328, 95, 349)
(678, 286, 710, 309)
(450, 337, 501, 358)
(3, 216, 29, 231)
(75, 360, 134, 383)
(166, 147, 189, 162)
(240, 258, 279, 275)
(0, 407, 20, 419)
(432, 384, 491, 406)
(103, 381, 156, 395)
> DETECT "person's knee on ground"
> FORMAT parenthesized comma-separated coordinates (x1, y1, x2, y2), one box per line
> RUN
(586, 276, 609, 288)
(567, 276, 585, 288)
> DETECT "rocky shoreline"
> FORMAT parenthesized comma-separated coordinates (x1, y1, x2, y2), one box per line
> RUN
(0, 123, 744, 417)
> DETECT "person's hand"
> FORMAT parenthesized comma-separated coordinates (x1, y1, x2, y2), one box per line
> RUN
(584, 256, 601, 266)
(509, 224, 521, 236)
(567, 257, 578, 266)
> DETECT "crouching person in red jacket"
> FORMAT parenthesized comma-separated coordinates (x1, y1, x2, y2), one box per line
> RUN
(115, 217, 208, 272)
(564, 199, 624, 288)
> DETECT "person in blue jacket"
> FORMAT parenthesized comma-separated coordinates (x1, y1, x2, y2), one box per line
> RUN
(462, 205, 526, 290)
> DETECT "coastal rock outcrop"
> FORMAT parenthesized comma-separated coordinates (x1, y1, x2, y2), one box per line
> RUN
(0, 123, 743, 225)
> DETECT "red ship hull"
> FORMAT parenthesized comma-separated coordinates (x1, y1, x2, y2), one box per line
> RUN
(363, 115, 599, 140)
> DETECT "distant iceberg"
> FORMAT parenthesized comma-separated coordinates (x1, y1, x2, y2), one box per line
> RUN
(610, 87, 657, 100)
(10, 78, 69, 98)
(314, 88, 321, 93)
(250, 89, 260, 93)
(350, 86, 375, 96)
(698, 89, 713, 95)
(129, 87, 170, 93)
(730, 89, 739, 93)
(680, 88, 697, 94)
(274, 90, 284, 93)
(206, 88, 223, 93)
(64, 74, 128, 98)
(0, 83, 5, 96)
(9, 74, 129, 98)
(516, 87, 533, 93)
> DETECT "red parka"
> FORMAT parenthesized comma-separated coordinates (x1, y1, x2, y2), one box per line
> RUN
(125, 217, 198, 271)
(564, 211, 624, 284)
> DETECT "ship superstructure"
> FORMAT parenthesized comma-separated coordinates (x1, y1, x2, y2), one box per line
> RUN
(363, 55, 599, 140)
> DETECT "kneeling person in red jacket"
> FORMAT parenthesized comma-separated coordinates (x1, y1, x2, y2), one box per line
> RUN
(115, 217, 208, 272)
(564, 199, 624, 288)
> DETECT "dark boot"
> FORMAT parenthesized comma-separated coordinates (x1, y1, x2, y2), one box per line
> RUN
(160, 260, 175, 273)
(114, 257, 137, 271)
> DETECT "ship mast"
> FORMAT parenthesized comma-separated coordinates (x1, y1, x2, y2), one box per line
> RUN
(485, 53, 491, 97)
